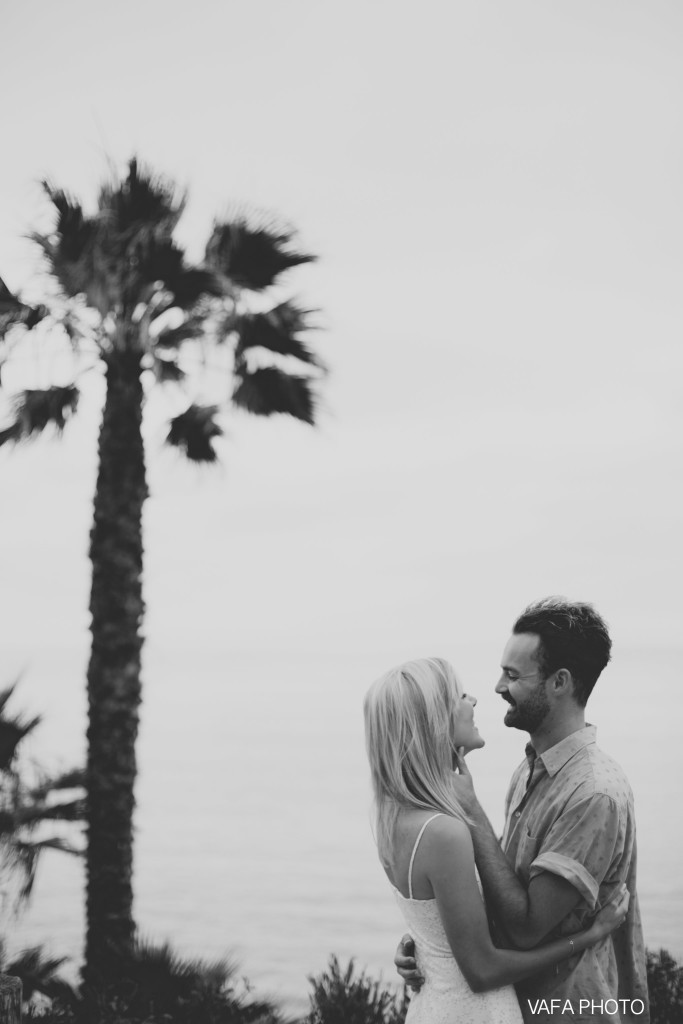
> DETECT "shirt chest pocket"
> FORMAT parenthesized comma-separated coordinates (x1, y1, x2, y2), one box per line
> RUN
(515, 824, 546, 877)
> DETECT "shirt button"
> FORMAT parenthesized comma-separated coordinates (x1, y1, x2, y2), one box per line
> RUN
(515, 811, 522, 817)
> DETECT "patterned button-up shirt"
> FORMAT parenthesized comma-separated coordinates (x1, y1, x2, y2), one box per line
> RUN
(502, 725, 649, 1023)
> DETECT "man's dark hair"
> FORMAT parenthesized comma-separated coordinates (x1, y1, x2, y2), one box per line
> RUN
(513, 597, 612, 706)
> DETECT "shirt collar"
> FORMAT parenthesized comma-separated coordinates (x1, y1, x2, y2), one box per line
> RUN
(525, 724, 597, 778)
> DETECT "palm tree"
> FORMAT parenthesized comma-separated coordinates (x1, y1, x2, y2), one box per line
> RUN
(0, 158, 322, 986)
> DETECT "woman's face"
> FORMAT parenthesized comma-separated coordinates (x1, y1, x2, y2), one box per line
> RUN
(452, 693, 485, 755)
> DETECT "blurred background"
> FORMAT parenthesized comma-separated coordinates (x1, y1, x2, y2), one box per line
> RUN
(1, 1, 681, 1016)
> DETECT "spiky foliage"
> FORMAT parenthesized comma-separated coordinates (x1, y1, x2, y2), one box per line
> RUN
(2, 159, 321, 457)
(0, 386, 79, 445)
(62, 937, 288, 1024)
(235, 302, 323, 366)
(0, 157, 322, 985)
(167, 403, 223, 462)
(233, 366, 316, 424)
(0, 942, 76, 1005)
(206, 213, 315, 292)
(305, 956, 408, 1024)
(0, 684, 85, 908)
(646, 948, 683, 1024)
(0, 275, 47, 339)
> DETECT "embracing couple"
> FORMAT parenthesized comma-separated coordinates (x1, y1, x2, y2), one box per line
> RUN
(364, 597, 649, 1024)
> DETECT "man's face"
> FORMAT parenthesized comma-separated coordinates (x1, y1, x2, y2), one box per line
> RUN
(496, 632, 550, 733)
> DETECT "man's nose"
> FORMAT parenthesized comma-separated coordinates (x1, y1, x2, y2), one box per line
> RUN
(495, 676, 507, 694)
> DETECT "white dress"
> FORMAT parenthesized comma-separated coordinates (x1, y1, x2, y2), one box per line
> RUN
(393, 813, 523, 1024)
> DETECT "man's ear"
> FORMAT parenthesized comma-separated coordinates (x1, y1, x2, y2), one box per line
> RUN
(551, 667, 574, 696)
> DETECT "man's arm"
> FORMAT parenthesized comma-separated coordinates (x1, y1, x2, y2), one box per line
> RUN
(393, 784, 578, 984)
(464, 797, 582, 948)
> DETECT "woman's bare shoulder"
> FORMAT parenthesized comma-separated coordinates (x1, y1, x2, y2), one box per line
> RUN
(425, 813, 472, 848)
(395, 809, 470, 843)
(420, 814, 475, 877)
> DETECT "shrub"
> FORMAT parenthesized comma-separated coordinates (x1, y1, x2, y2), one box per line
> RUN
(647, 948, 683, 1024)
(74, 937, 288, 1024)
(15, 943, 683, 1023)
(304, 955, 407, 1024)
(22, 937, 288, 1024)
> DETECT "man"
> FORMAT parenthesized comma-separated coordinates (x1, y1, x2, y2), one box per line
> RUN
(395, 597, 649, 1023)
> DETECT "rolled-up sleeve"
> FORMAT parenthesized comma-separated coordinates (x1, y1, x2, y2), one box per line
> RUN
(529, 791, 622, 909)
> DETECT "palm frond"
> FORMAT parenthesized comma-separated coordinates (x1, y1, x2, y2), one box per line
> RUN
(0, 683, 86, 915)
(0, 838, 75, 909)
(98, 157, 185, 239)
(91, 937, 252, 1022)
(0, 837, 39, 902)
(4, 946, 75, 1004)
(127, 238, 221, 312)
(206, 215, 316, 292)
(152, 354, 185, 383)
(29, 767, 85, 801)
(153, 315, 206, 350)
(0, 421, 21, 445)
(60, 309, 86, 349)
(0, 685, 41, 769)
(0, 717, 41, 771)
(232, 365, 316, 425)
(235, 301, 323, 369)
(0, 275, 48, 339)
(18, 837, 83, 857)
(34, 162, 216, 319)
(93, 160, 192, 315)
(14, 799, 85, 827)
(0, 274, 24, 313)
(0, 684, 20, 717)
(166, 403, 223, 462)
(32, 184, 97, 299)
(0, 385, 79, 447)
(127, 936, 237, 986)
(163, 263, 222, 309)
(0, 811, 16, 837)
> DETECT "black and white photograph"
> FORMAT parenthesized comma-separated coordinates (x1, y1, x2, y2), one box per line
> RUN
(1, 3, 681, 1022)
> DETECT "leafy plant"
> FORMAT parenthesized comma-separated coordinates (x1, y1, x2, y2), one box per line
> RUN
(0, 683, 85, 908)
(0, 942, 76, 1010)
(305, 955, 408, 1024)
(647, 948, 683, 1024)
(69, 936, 289, 1024)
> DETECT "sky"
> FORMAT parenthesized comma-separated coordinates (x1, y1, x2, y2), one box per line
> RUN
(1, 0, 682, 806)
(1, 0, 682, 999)
(2, 0, 681, 660)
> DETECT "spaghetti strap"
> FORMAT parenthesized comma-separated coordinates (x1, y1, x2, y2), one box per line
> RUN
(408, 813, 443, 899)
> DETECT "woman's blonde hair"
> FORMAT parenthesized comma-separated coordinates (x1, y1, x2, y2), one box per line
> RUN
(363, 657, 471, 866)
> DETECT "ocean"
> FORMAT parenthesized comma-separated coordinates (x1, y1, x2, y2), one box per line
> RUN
(6, 642, 682, 1018)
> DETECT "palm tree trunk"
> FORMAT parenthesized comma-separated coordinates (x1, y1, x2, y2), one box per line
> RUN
(84, 351, 147, 986)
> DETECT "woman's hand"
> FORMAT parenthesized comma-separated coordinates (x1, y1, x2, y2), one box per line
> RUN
(587, 885, 630, 942)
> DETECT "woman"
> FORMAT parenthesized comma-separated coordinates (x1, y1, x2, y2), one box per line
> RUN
(363, 657, 629, 1024)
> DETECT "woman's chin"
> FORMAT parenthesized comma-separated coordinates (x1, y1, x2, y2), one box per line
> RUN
(466, 734, 486, 753)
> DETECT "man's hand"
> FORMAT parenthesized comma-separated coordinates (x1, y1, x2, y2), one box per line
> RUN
(394, 933, 424, 990)
(451, 747, 479, 816)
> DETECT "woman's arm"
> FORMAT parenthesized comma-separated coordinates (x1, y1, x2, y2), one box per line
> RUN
(426, 816, 627, 993)
(450, 750, 622, 950)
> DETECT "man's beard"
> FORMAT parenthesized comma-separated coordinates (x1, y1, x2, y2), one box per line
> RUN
(503, 685, 550, 733)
